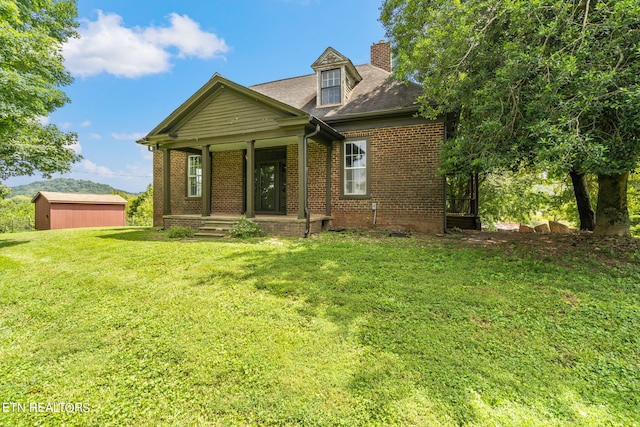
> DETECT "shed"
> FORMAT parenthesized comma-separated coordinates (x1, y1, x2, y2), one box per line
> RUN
(32, 192, 128, 230)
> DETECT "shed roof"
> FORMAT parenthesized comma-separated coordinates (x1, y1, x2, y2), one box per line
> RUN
(32, 192, 128, 205)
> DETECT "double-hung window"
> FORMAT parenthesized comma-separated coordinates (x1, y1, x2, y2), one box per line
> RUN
(344, 140, 367, 196)
(321, 68, 341, 105)
(187, 155, 202, 197)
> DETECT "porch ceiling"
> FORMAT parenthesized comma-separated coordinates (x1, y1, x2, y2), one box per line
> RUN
(205, 136, 298, 152)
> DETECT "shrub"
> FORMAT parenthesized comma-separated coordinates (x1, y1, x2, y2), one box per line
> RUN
(167, 227, 194, 238)
(230, 216, 265, 238)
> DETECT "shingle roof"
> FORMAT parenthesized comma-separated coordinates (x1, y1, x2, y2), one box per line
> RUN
(32, 192, 128, 205)
(249, 64, 423, 121)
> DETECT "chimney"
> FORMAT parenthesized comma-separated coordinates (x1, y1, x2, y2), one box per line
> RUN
(370, 40, 392, 72)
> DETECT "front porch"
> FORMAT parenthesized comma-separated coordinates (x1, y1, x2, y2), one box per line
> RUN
(163, 214, 333, 238)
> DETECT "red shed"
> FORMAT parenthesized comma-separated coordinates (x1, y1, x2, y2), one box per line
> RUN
(32, 192, 128, 230)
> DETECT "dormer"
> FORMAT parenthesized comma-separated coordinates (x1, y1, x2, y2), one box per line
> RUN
(311, 47, 362, 108)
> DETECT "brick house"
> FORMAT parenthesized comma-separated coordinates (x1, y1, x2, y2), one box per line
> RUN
(138, 41, 473, 236)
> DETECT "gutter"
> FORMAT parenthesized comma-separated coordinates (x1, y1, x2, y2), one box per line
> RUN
(321, 106, 423, 125)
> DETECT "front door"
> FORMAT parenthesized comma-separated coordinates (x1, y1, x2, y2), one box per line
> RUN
(255, 149, 286, 214)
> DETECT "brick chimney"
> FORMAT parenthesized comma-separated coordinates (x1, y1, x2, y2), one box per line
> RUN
(370, 40, 392, 72)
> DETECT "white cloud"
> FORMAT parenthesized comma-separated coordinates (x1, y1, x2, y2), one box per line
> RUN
(38, 116, 50, 125)
(126, 162, 153, 178)
(77, 159, 115, 176)
(144, 13, 228, 59)
(63, 11, 229, 78)
(80, 120, 92, 127)
(90, 133, 102, 140)
(111, 132, 147, 141)
(70, 141, 82, 154)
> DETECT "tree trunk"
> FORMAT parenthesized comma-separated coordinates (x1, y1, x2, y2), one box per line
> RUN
(569, 170, 595, 231)
(593, 172, 630, 236)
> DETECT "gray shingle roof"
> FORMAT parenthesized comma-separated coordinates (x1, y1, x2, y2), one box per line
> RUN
(249, 64, 422, 121)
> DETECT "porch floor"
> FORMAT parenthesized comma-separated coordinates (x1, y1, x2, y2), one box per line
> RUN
(163, 214, 332, 237)
(164, 213, 331, 222)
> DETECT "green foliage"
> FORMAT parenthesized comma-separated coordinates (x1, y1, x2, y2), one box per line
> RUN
(0, 183, 10, 199)
(0, 228, 638, 425)
(0, 195, 33, 232)
(628, 172, 640, 237)
(229, 216, 266, 238)
(480, 172, 551, 225)
(479, 171, 599, 227)
(382, 0, 640, 176)
(9, 178, 129, 197)
(0, 0, 80, 186)
(381, 0, 640, 234)
(125, 184, 153, 226)
(166, 226, 194, 238)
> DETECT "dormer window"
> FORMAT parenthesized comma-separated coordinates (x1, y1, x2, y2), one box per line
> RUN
(312, 47, 363, 108)
(321, 69, 341, 105)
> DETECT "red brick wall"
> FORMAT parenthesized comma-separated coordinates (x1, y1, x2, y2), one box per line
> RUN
(286, 144, 298, 215)
(308, 140, 329, 215)
(153, 121, 445, 233)
(154, 149, 245, 226)
(329, 122, 445, 233)
(212, 150, 244, 214)
(166, 150, 201, 215)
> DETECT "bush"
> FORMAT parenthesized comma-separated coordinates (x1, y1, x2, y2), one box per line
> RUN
(229, 216, 265, 238)
(167, 227, 194, 238)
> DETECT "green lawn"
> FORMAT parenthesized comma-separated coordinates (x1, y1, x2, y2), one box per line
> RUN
(0, 228, 638, 426)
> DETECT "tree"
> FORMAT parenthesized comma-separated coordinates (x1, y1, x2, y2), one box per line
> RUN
(124, 185, 153, 226)
(381, 0, 640, 236)
(0, 0, 80, 197)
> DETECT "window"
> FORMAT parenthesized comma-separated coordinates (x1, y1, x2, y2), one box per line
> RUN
(344, 140, 367, 195)
(321, 68, 341, 105)
(187, 155, 202, 197)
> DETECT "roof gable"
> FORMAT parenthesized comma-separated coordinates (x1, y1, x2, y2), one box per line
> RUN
(311, 47, 362, 85)
(311, 47, 350, 70)
(144, 74, 308, 139)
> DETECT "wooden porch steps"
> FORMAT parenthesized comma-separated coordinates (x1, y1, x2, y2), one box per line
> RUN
(195, 219, 235, 238)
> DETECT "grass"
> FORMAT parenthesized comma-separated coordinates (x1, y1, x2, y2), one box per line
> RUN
(0, 228, 638, 426)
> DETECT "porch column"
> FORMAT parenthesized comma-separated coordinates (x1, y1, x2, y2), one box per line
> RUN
(326, 142, 332, 216)
(201, 145, 212, 217)
(245, 140, 255, 218)
(298, 134, 306, 220)
(162, 148, 171, 216)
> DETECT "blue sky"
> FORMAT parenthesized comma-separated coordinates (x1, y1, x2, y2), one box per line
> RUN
(6, 0, 387, 193)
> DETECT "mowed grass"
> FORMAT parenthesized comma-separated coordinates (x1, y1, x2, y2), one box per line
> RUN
(0, 228, 638, 426)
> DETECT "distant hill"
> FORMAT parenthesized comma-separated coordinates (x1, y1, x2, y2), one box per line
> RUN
(9, 178, 134, 198)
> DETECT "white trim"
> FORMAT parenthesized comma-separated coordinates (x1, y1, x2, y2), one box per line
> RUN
(187, 155, 202, 197)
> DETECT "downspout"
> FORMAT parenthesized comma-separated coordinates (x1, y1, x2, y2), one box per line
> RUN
(303, 123, 321, 237)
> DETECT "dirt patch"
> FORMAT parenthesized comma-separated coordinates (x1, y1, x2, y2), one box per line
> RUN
(438, 230, 640, 266)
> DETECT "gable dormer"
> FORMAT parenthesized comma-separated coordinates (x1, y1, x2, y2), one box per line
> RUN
(311, 47, 362, 108)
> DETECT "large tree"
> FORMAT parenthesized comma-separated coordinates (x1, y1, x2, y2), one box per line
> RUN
(0, 0, 80, 197)
(381, 0, 640, 236)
